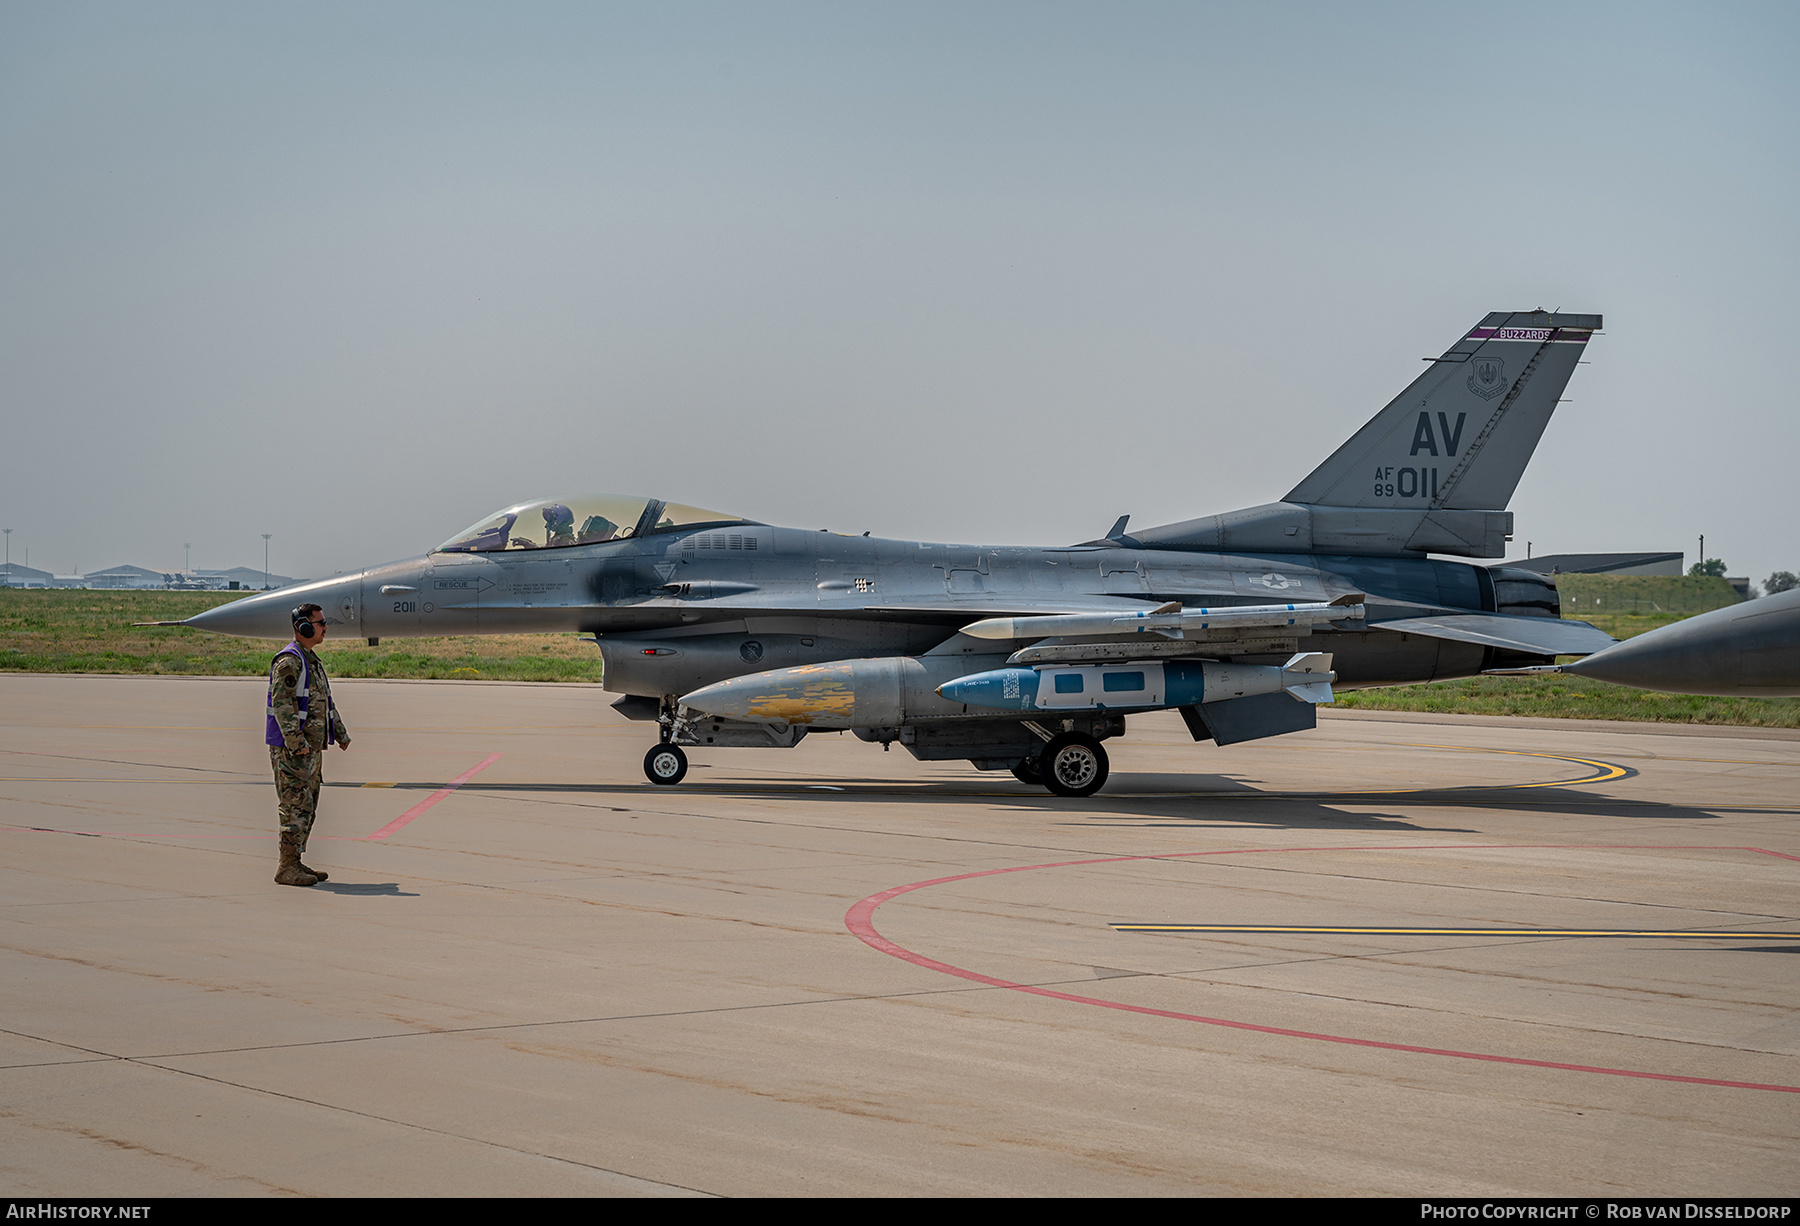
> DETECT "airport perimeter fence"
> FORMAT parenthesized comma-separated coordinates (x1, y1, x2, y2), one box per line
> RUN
(1551, 574, 1742, 617)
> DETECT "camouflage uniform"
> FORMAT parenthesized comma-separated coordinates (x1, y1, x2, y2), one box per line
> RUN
(268, 645, 349, 856)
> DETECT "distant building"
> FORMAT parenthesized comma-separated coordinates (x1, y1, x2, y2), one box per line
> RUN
(196, 566, 294, 590)
(0, 562, 53, 587)
(1504, 551, 1684, 577)
(84, 564, 171, 589)
(1726, 577, 1753, 601)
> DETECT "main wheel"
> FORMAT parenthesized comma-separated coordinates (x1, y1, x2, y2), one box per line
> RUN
(643, 743, 688, 786)
(1040, 733, 1109, 798)
(1010, 757, 1043, 785)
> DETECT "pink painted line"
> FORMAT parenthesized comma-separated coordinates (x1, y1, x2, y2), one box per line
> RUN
(0, 828, 270, 839)
(844, 844, 1800, 1096)
(367, 753, 502, 841)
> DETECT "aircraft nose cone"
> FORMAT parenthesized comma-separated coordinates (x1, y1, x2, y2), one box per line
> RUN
(183, 572, 368, 639)
(184, 588, 304, 638)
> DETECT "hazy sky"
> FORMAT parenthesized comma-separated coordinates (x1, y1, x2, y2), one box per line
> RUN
(3, 2, 1795, 584)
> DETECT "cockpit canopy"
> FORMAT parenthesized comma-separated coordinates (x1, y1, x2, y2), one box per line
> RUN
(436, 494, 754, 554)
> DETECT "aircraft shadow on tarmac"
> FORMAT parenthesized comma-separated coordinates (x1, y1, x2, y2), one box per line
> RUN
(310, 881, 420, 897)
(324, 762, 1781, 835)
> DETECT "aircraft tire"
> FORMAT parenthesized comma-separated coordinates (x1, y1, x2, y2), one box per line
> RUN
(1040, 733, 1108, 798)
(644, 743, 688, 786)
(1010, 757, 1043, 785)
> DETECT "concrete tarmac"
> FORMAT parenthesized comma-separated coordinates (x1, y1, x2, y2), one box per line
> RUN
(2, 673, 1796, 1197)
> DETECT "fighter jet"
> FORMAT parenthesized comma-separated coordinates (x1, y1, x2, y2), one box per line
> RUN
(182, 310, 1615, 796)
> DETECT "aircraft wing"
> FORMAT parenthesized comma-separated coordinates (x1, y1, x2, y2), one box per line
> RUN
(1369, 613, 1616, 657)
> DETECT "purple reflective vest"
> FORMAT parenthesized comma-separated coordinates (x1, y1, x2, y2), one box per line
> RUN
(266, 642, 331, 748)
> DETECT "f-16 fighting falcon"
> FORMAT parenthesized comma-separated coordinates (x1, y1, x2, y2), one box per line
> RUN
(178, 311, 1616, 796)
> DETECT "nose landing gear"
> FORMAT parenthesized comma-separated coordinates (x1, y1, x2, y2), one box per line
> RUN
(644, 743, 688, 785)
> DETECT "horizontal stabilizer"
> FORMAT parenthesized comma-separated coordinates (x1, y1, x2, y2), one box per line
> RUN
(1373, 613, 1615, 657)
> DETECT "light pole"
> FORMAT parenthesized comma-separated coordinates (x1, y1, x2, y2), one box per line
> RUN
(3, 528, 10, 569)
(263, 535, 272, 590)
(184, 542, 191, 576)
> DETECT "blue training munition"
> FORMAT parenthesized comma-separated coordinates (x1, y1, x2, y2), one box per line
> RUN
(171, 310, 1621, 797)
(938, 654, 1336, 713)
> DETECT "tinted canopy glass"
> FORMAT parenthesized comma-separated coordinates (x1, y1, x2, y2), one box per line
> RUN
(437, 495, 749, 553)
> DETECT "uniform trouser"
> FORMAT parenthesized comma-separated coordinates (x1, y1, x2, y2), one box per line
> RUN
(271, 746, 323, 845)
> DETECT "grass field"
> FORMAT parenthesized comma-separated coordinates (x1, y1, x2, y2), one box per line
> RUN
(3, 583, 1795, 727)
(0, 589, 602, 682)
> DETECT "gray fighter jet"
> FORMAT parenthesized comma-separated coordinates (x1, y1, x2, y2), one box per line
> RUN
(181, 310, 1615, 796)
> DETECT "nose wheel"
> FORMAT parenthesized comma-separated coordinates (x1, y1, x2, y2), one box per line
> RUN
(644, 743, 688, 786)
(1040, 732, 1108, 797)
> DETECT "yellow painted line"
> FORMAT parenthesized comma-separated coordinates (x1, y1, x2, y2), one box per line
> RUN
(361, 782, 397, 788)
(1316, 746, 1629, 795)
(1111, 924, 1800, 939)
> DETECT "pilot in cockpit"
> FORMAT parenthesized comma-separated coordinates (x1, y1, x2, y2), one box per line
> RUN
(440, 494, 741, 554)
(512, 503, 577, 549)
(543, 503, 576, 547)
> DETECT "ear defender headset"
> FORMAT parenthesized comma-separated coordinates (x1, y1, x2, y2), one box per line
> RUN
(292, 607, 319, 640)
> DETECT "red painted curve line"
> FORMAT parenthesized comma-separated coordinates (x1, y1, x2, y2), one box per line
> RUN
(844, 845, 1800, 1095)
(367, 753, 502, 841)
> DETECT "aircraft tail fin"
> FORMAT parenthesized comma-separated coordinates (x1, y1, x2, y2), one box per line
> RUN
(1132, 310, 1600, 559)
(1285, 310, 1600, 511)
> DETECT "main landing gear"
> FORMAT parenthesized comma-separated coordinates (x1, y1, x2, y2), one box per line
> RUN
(644, 743, 688, 785)
(1036, 732, 1109, 798)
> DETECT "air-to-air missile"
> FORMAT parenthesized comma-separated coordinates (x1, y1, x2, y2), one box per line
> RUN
(956, 596, 1362, 647)
(1559, 586, 1800, 697)
(171, 310, 1622, 796)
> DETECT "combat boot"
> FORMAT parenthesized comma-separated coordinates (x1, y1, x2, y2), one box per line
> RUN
(275, 838, 318, 887)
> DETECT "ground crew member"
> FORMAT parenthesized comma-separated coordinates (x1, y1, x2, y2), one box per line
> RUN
(267, 602, 351, 886)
